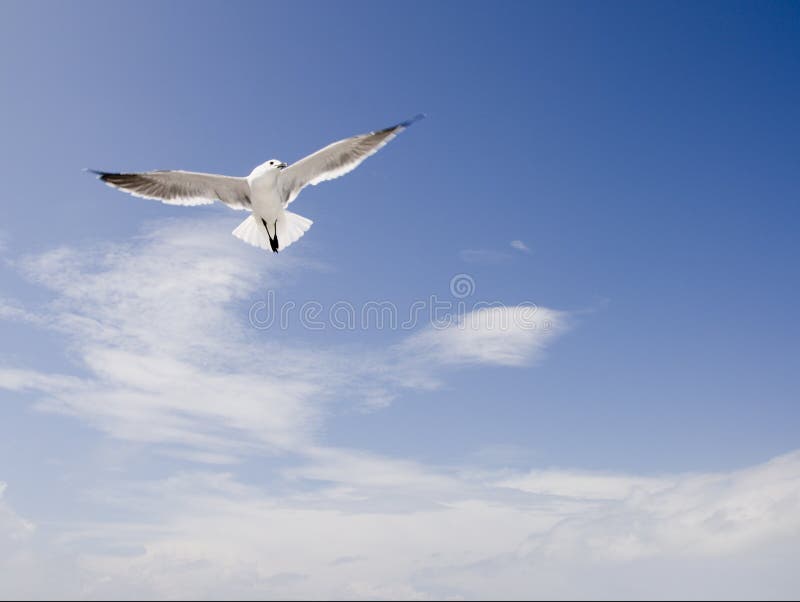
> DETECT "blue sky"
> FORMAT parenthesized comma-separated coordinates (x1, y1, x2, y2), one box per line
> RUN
(1, 1, 799, 599)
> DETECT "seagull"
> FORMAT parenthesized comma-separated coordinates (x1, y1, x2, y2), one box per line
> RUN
(90, 115, 424, 253)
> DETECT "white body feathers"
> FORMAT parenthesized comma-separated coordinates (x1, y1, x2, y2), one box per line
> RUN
(233, 163, 313, 252)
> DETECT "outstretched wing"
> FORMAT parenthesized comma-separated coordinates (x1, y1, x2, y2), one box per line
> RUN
(91, 169, 251, 210)
(278, 114, 424, 205)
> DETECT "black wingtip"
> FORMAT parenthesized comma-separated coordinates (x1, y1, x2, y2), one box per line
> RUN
(85, 168, 111, 179)
(399, 113, 426, 128)
(377, 114, 426, 135)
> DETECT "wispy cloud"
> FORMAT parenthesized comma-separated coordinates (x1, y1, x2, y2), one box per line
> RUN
(399, 305, 567, 367)
(496, 468, 670, 500)
(1, 220, 324, 457)
(0, 482, 59, 601)
(459, 240, 530, 264)
(510, 239, 530, 253)
(0, 482, 34, 542)
(0, 217, 567, 459)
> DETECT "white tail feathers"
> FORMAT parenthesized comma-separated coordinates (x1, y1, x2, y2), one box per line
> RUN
(277, 210, 313, 250)
(232, 215, 268, 250)
(232, 211, 313, 252)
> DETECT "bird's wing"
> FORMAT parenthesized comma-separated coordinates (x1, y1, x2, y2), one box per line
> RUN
(91, 170, 252, 210)
(278, 114, 424, 205)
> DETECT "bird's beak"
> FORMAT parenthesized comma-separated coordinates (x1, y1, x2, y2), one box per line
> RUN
(278, 162, 288, 170)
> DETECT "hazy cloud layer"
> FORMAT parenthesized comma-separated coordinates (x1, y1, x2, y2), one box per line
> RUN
(1, 450, 799, 599)
(0, 218, 797, 599)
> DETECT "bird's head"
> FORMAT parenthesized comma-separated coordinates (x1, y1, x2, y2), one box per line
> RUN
(266, 159, 288, 171)
(250, 159, 288, 178)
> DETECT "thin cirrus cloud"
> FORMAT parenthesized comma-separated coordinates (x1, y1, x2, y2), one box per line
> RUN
(458, 240, 530, 265)
(0, 217, 568, 460)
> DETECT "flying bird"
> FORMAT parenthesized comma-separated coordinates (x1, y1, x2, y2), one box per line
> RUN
(90, 115, 424, 253)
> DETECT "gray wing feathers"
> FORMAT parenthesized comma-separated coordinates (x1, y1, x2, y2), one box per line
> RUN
(93, 170, 251, 210)
(279, 115, 424, 205)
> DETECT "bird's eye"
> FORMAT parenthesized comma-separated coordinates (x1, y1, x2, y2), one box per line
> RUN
(269, 161, 274, 165)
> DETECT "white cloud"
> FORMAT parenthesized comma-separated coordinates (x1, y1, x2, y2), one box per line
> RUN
(497, 469, 671, 500)
(0, 218, 568, 459)
(399, 305, 567, 367)
(0, 482, 86, 600)
(0, 297, 44, 325)
(1, 450, 797, 599)
(510, 240, 530, 253)
(1, 219, 327, 457)
(2, 217, 797, 598)
(284, 447, 463, 502)
(0, 482, 35, 542)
